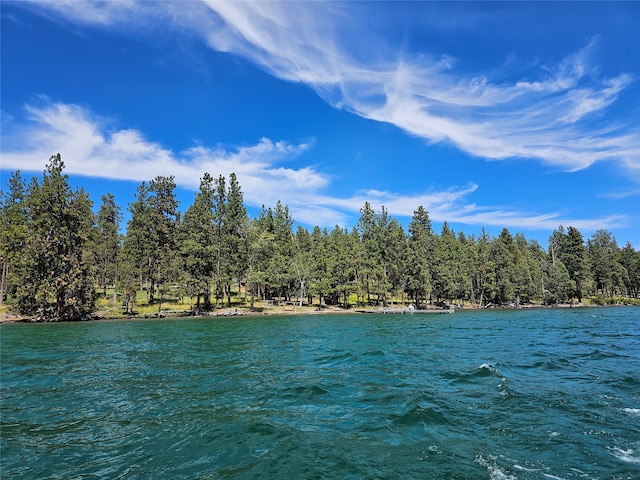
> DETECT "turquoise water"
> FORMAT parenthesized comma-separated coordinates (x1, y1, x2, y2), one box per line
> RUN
(1, 307, 639, 479)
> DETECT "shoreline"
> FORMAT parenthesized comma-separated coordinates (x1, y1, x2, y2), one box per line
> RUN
(1, 302, 635, 324)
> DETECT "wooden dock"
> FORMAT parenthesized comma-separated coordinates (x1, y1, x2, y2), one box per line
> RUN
(355, 307, 454, 315)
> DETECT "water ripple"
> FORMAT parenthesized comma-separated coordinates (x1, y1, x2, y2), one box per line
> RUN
(2, 307, 640, 479)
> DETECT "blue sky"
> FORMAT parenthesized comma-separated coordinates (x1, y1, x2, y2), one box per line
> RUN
(2, 1, 639, 248)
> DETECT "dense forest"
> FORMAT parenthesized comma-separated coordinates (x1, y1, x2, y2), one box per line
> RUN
(1, 155, 639, 321)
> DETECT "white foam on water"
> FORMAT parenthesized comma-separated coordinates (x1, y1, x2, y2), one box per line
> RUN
(610, 446, 640, 463)
(542, 473, 567, 480)
(479, 363, 501, 375)
(475, 453, 517, 480)
(622, 408, 640, 417)
(513, 461, 567, 479)
(513, 464, 537, 472)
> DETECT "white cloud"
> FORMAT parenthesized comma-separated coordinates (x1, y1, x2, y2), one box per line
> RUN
(2, 99, 627, 233)
(0, 100, 319, 212)
(4, 2, 636, 236)
(15, 1, 639, 176)
(194, 3, 640, 175)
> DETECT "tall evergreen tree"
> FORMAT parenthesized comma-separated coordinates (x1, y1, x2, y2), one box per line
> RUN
(407, 206, 433, 307)
(293, 225, 313, 306)
(588, 230, 622, 297)
(178, 173, 216, 309)
(348, 226, 366, 307)
(489, 228, 517, 304)
(212, 175, 227, 306)
(267, 201, 294, 304)
(94, 193, 122, 303)
(528, 239, 548, 303)
(381, 212, 408, 306)
(432, 222, 458, 303)
(474, 229, 495, 306)
(325, 225, 358, 308)
(18, 155, 95, 320)
(121, 176, 179, 306)
(0, 171, 28, 306)
(224, 173, 248, 306)
(308, 226, 329, 305)
(357, 202, 382, 305)
(246, 207, 275, 308)
(148, 176, 179, 307)
(619, 242, 640, 298)
(455, 231, 475, 305)
(121, 181, 153, 294)
(512, 233, 537, 305)
(551, 225, 591, 302)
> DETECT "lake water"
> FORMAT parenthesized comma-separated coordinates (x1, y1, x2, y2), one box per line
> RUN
(1, 307, 639, 479)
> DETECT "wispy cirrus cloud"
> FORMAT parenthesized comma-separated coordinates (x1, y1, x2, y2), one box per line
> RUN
(3, 1, 635, 233)
(14, 1, 639, 179)
(199, 3, 639, 175)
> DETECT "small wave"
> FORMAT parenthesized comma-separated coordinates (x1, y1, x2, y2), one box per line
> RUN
(389, 404, 450, 427)
(610, 447, 640, 464)
(362, 350, 385, 357)
(478, 363, 501, 377)
(582, 349, 628, 360)
(314, 351, 355, 365)
(542, 474, 567, 480)
(474, 363, 507, 382)
(513, 464, 537, 472)
(623, 408, 640, 417)
(475, 453, 516, 480)
(283, 384, 330, 400)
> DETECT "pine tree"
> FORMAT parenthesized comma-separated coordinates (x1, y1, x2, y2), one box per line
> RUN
(407, 206, 434, 307)
(0, 171, 28, 306)
(267, 201, 294, 304)
(559, 226, 591, 302)
(357, 202, 381, 305)
(18, 155, 95, 320)
(94, 193, 122, 302)
(246, 207, 275, 308)
(619, 242, 640, 298)
(588, 230, 622, 297)
(178, 173, 216, 309)
(489, 228, 517, 304)
(224, 173, 248, 306)
(121, 181, 153, 295)
(121, 176, 178, 307)
(148, 176, 179, 308)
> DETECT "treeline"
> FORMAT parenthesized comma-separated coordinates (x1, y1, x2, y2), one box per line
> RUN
(1, 155, 639, 320)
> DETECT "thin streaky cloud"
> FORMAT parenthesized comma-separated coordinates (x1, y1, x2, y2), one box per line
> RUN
(13, 1, 639, 177)
(198, 3, 639, 174)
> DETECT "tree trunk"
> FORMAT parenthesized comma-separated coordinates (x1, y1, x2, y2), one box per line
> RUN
(299, 278, 305, 307)
(0, 258, 7, 306)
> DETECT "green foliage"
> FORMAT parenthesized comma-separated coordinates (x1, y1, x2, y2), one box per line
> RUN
(92, 193, 122, 300)
(3, 159, 640, 319)
(588, 229, 625, 297)
(178, 173, 216, 309)
(16, 155, 96, 320)
(407, 206, 434, 307)
(0, 171, 28, 305)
